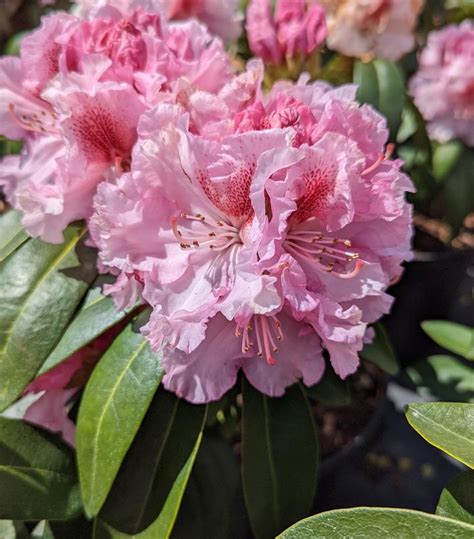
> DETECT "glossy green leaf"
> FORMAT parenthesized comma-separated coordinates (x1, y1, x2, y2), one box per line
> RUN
(77, 324, 163, 518)
(278, 507, 474, 538)
(101, 390, 207, 534)
(354, 59, 405, 136)
(0, 521, 28, 539)
(0, 226, 96, 412)
(354, 61, 379, 109)
(0, 210, 29, 263)
(0, 418, 81, 521)
(406, 402, 474, 468)
(406, 355, 474, 402)
(443, 148, 474, 231)
(422, 320, 474, 360)
(173, 435, 249, 539)
(93, 423, 205, 539)
(437, 470, 474, 525)
(361, 323, 399, 375)
(242, 381, 319, 539)
(32, 521, 55, 539)
(39, 281, 136, 375)
(432, 141, 464, 181)
(305, 368, 351, 407)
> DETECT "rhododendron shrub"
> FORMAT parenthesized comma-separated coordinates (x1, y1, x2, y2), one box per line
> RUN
(91, 81, 413, 403)
(3, 1, 472, 537)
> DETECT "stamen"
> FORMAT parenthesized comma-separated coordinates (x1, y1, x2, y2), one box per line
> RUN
(8, 103, 56, 135)
(171, 212, 242, 252)
(285, 228, 364, 279)
(237, 315, 283, 365)
(362, 142, 396, 177)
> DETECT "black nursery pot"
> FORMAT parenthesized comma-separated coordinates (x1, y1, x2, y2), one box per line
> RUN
(384, 248, 474, 368)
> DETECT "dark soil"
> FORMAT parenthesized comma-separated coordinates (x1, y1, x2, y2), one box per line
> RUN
(314, 362, 385, 459)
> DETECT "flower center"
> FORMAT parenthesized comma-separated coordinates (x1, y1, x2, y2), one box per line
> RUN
(236, 315, 283, 366)
(172, 212, 242, 252)
(284, 226, 364, 279)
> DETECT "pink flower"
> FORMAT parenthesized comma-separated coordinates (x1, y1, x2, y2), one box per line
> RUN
(91, 78, 414, 404)
(409, 21, 474, 146)
(0, 3, 233, 242)
(321, 0, 424, 61)
(246, 0, 327, 64)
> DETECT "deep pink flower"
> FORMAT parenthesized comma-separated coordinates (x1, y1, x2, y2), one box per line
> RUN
(409, 21, 474, 146)
(246, 0, 327, 64)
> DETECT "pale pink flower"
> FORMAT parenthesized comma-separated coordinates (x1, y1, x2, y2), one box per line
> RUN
(409, 21, 474, 146)
(246, 0, 327, 64)
(0, 3, 233, 242)
(91, 80, 414, 403)
(321, 0, 424, 61)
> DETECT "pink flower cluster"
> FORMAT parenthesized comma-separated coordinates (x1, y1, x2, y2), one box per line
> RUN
(1, 1, 414, 405)
(91, 76, 413, 403)
(321, 0, 424, 61)
(410, 21, 474, 146)
(0, 1, 234, 242)
(246, 0, 327, 65)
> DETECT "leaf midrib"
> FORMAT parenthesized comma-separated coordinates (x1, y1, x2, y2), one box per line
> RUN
(86, 338, 148, 510)
(263, 395, 280, 533)
(0, 229, 84, 359)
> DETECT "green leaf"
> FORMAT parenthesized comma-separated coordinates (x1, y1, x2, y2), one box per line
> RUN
(354, 61, 379, 109)
(361, 323, 399, 375)
(0, 210, 29, 263)
(278, 507, 474, 538)
(432, 140, 464, 181)
(39, 281, 135, 375)
(93, 421, 205, 539)
(172, 435, 248, 539)
(0, 521, 28, 539)
(406, 355, 474, 402)
(442, 148, 474, 231)
(354, 59, 405, 136)
(437, 470, 474, 525)
(305, 368, 351, 407)
(406, 402, 474, 468)
(101, 390, 207, 534)
(77, 324, 163, 518)
(0, 226, 96, 412)
(32, 521, 55, 539)
(0, 418, 81, 521)
(242, 381, 319, 539)
(422, 320, 474, 360)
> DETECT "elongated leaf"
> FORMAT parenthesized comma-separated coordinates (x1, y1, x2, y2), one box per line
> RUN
(32, 521, 55, 539)
(432, 141, 464, 181)
(0, 210, 29, 263)
(278, 508, 474, 538)
(406, 402, 474, 468)
(242, 381, 319, 539)
(101, 390, 207, 534)
(0, 520, 28, 539)
(406, 355, 474, 402)
(173, 435, 249, 539)
(372, 59, 405, 136)
(77, 324, 163, 518)
(40, 282, 136, 375)
(361, 323, 399, 375)
(305, 368, 351, 407)
(0, 226, 96, 412)
(94, 420, 205, 539)
(422, 320, 474, 360)
(0, 418, 81, 520)
(437, 470, 474, 525)
(442, 148, 474, 231)
(354, 61, 379, 109)
(354, 59, 405, 136)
